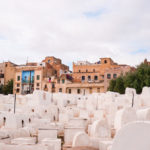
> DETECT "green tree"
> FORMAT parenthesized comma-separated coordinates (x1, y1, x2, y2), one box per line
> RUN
(108, 62, 150, 94)
(114, 77, 125, 94)
(0, 84, 3, 94)
(108, 79, 116, 91)
(2, 80, 13, 95)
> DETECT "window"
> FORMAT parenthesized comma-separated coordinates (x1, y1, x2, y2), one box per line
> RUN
(17, 76, 20, 81)
(113, 74, 117, 79)
(37, 75, 40, 80)
(68, 89, 71, 94)
(104, 60, 107, 64)
(93, 69, 95, 72)
(52, 83, 55, 88)
(97, 88, 100, 93)
(59, 88, 62, 92)
(82, 76, 85, 81)
(77, 89, 80, 94)
(89, 88, 92, 94)
(62, 79, 65, 84)
(17, 83, 20, 87)
(94, 75, 98, 80)
(37, 83, 40, 86)
(16, 89, 20, 93)
(48, 60, 50, 63)
(79, 70, 81, 73)
(44, 84, 47, 89)
(107, 74, 111, 79)
(86, 69, 88, 72)
(88, 76, 91, 81)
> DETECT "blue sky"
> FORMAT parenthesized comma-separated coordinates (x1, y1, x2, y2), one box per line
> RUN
(0, 0, 150, 69)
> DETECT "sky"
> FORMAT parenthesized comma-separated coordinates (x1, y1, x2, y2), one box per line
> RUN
(0, 0, 150, 70)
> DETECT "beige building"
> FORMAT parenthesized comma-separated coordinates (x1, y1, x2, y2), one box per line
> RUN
(0, 61, 17, 85)
(13, 57, 69, 94)
(0, 57, 133, 95)
(55, 58, 132, 94)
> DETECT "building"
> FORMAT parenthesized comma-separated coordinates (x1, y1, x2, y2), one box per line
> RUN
(13, 57, 69, 94)
(0, 57, 133, 95)
(0, 62, 17, 86)
(55, 58, 132, 94)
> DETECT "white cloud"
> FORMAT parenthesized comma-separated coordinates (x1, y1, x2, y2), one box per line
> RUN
(0, 0, 150, 69)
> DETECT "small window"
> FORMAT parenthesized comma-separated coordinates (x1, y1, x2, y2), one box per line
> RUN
(52, 83, 55, 88)
(17, 83, 19, 87)
(48, 60, 50, 63)
(93, 69, 95, 72)
(104, 60, 107, 64)
(62, 79, 65, 84)
(37, 83, 40, 86)
(97, 88, 100, 93)
(77, 89, 80, 94)
(37, 75, 40, 80)
(17, 76, 20, 81)
(107, 74, 111, 79)
(94, 75, 98, 80)
(79, 70, 81, 73)
(59, 88, 62, 92)
(16, 89, 20, 93)
(44, 84, 47, 89)
(82, 76, 85, 81)
(113, 74, 117, 79)
(86, 69, 88, 72)
(88, 76, 91, 81)
(68, 89, 71, 94)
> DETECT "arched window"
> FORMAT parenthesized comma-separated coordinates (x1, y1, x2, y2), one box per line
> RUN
(94, 75, 98, 80)
(82, 76, 85, 81)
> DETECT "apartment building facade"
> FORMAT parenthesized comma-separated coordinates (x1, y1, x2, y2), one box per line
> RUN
(55, 58, 132, 94)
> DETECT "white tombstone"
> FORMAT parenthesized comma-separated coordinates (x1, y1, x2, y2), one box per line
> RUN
(90, 119, 111, 138)
(72, 132, 90, 147)
(114, 108, 137, 131)
(11, 137, 36, 145)
(112, 122, 150, 150)
(137, 108, 150, 121)
(64, 126, 85, 145)
(38, 128, 58, 142)
(42, 138, 61, 150)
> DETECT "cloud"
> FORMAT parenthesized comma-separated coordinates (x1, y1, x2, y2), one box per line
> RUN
(0, 0, 150, 69)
